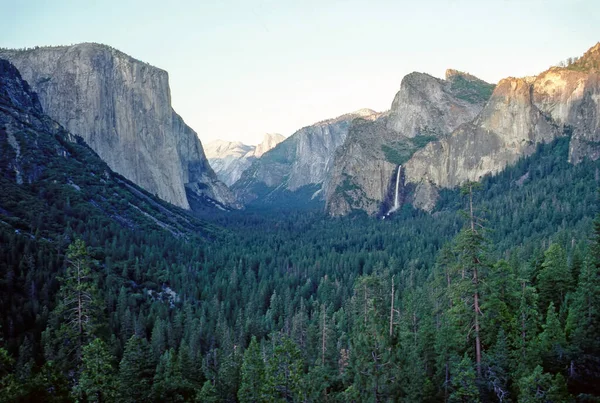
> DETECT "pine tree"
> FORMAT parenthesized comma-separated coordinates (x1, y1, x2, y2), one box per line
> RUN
(118, 335, 156, 402)
(42, 239, 101, 372)
(238, 336, 266, 403)
(264, 335, 304, 402)
(75, 338, 118, 403)
(566, 254, 600, 352)
(449, 182, 487, 377)
(196, 379, 219, 403)
(538, 302, 567, 371)
(518, 365, 572, 402)
(537, 243, 572, 312)
(449, 354, 480, 403)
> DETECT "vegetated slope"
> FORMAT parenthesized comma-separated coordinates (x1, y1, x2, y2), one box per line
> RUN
(1, 87, 599, 401)
(1, 56, 599, 401)
(0, 58, 213, 240)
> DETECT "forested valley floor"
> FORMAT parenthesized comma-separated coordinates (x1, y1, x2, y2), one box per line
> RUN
(2, 137, 600, 402)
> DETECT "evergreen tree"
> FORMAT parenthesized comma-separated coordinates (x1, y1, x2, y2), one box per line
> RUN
(537, 243, 572, 312)
(264, 335, 304, 402)
(538, 302, 567, 371)
(449, 354, 480, 403)
(449, 182, 487, 377)
(43, 239, 101, 372)
(238, 336, 266, 403)
(75, 338, 118, 403)
(118, 335, 156, 402)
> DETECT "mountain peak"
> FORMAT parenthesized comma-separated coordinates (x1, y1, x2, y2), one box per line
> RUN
(253, 133, 285, 158)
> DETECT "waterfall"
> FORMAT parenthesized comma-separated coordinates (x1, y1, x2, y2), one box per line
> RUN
(393, 165, 401, 210)
(386, 165, 402, 217)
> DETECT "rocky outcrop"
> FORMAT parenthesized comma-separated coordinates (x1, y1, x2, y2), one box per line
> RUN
(326, 71, 492, 216)
(205, 133, 285, 186)
(234, 109, 379, 205)
(0, 43, 239, 210)
(531, 43, 600, 163)
(405, 43, 600, 211)
(327, 43, 600, 216)
(386, 70, 493, 136)
(404, 76, 560, 210)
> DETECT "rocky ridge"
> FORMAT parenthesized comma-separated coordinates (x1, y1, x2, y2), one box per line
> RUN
(405, 43, 600, 211)
(0, 58, 208, 236)
(326, 43, 600, 216)
(325, 71, 493, 216)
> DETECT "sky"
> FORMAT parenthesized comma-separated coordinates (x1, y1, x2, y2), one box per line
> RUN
(2, 0, 599, 145)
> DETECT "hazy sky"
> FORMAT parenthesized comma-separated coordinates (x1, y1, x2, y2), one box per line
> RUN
(2, 0, 599, 145)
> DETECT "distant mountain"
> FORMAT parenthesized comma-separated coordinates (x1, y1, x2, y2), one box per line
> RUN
(0, 58, 211, 237)
(205, 133, 285, 186)
(0, 43, 240, 211)
(232, 109, 380, 206)
(325, 71, 492, 216)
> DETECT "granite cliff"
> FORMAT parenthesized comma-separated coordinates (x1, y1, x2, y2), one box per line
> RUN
(205, 133, 285, 186)
(233, 109, 379, 205)
(326, 43, 600, 216)
(0, 43, 239, 211)
(325, 71, 493, 216)
(0, 58, 209, 236)
(405, 43, 600, 211)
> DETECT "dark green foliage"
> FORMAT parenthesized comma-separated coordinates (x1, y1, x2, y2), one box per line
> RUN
(75, 338, 118, 402)
(238, 336, 265, 403)
(118, 336, 155, 402)
(449, 74, 495, 104)
(1, 97, 599, 403)
(450, 354, 480, 403)
(381, 134, 437, 165)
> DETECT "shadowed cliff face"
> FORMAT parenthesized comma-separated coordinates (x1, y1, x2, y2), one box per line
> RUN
(0, 43, 240, 210)
(0, 58, 210, 236)
(233, 109, 380, 205)
(325, 71, 492, 216)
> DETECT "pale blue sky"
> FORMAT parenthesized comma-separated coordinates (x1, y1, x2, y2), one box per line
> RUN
(2, 0, 599, 144)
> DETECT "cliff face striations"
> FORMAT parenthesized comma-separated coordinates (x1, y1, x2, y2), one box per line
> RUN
(325, 71, 493, 216)
(0, 43, 239, 210)
(327, 43, 600, 216)
(404, 43, 600, 211)
(233, 109, 379, 205)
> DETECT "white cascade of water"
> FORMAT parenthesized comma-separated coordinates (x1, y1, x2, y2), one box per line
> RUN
(393, 165, 401, 210)
(386, 165, 402, 216)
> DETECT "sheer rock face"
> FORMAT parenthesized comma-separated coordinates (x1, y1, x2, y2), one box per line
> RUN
(386, 71, 489, 136)
(532, 69, 600, 163)
(326, 72, 491, 216)
(405, 43, 600, 211)
(0, 43, 239, 210)
(233, 109, 379, 204)
(205, 133, 285, 186)
(327, 43, 600, 216)
(404, 77, 560, 210)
